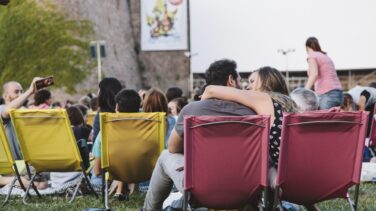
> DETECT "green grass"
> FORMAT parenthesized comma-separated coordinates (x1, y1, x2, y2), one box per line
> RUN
(1, 183, 376, 211)
(0, 192, 145, 211)
(317, 183, 376, 211)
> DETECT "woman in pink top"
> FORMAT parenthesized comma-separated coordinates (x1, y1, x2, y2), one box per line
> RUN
(305, 37, 343, 109)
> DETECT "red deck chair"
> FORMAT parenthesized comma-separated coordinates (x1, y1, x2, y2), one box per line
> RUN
(275, 111, 369, 211)
(183, 115, 270, 210)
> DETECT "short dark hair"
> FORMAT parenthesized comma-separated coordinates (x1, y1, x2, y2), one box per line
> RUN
(166, 87, 183, 102)
(34, 89, 51, 106)
(205, 59, 238, 86)
(115, 89, 141, 113)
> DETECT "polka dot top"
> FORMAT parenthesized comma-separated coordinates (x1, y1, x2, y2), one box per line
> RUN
(270, 99, 283, 168)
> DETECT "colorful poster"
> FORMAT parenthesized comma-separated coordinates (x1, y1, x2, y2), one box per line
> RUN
(141, 0, 188, 51)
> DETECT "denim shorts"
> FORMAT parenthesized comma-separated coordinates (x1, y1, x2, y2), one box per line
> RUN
(318, 89, 343, 110)
(90, 169, 102, 187)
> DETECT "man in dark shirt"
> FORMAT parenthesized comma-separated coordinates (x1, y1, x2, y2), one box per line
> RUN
(143, 59, 256, 210)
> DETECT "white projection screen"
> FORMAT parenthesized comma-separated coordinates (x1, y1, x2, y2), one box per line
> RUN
(189, 0, 376, 73)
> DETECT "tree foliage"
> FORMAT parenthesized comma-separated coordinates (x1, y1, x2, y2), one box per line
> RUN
(0, 0, 94, 93)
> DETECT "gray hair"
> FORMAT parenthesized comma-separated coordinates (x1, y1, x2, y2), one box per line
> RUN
(79, 96, 91, 108)
(290, 88, 319, 112)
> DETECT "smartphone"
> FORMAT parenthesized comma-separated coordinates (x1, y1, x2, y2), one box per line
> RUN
(35, 76, 54, 90)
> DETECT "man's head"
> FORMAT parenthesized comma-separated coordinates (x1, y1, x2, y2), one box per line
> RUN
(115, 89, 141, 113)
(290, 88, 319, 112)
(166, 87, 183, 102)
(2, 81, 23, 104)
(205, 59, 241, 89)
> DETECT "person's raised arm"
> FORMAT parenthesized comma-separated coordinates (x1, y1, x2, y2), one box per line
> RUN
(305, 58, 318, 90)
(1, 77, 41, 119)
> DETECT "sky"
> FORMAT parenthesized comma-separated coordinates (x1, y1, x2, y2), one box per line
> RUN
(190, 0, 376, 73)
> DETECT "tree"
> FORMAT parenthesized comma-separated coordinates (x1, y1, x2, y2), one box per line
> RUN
(0, 0, 94, 93)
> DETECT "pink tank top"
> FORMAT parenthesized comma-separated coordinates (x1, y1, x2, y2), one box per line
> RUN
(307, 51, 342, 95)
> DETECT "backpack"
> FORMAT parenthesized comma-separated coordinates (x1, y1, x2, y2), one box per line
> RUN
(77, 138, 90, 170)
(72, 124, 92, 170)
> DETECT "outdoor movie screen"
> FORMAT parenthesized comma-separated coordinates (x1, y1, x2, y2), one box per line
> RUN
(190, 0, 376, 73)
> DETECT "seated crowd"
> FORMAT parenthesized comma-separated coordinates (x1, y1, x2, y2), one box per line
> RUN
(0, 59, 375, 211)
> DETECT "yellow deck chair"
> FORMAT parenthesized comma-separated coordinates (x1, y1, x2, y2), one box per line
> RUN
(86, 111, 96, 127)
(0, 122, 29, 206)
(100, 112, 165, 209)
(9, 109, 98, 204)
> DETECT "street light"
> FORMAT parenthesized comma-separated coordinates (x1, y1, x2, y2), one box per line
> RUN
(90, 40, 106, 83)
(277, 48, 295, 88)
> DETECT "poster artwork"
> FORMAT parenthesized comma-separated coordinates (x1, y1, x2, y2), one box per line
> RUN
(141, 0, 188, 51)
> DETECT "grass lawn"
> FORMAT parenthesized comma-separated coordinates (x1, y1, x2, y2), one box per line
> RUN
(1, 183, 376, 211)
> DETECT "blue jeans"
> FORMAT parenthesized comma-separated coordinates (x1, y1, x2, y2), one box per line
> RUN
(318, 89, 343, 110)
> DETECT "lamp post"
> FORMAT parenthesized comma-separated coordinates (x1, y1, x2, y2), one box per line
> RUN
(90, 40, 106, 83)
(278, 48, 295, 88)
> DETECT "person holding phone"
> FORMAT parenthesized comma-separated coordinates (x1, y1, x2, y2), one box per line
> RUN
(0, 77, 41, 159)
(0, 77, 51, 188)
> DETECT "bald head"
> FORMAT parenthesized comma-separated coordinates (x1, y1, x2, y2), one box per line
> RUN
(2, 81, 23, 104)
